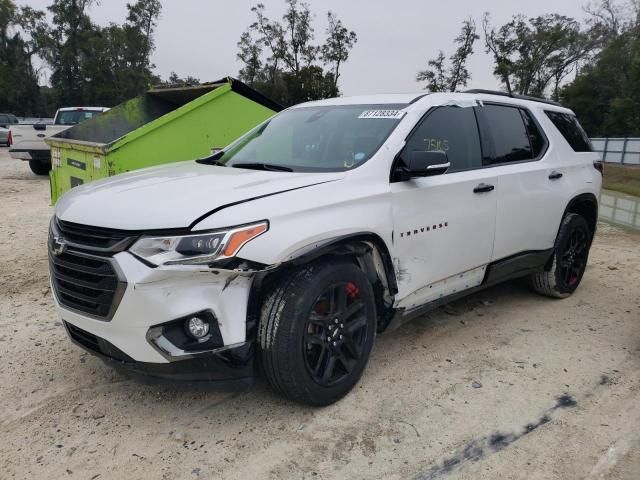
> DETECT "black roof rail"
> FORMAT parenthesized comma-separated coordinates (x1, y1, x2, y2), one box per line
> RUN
(463, 89, 563, 107)
(409, 93, 430, 105)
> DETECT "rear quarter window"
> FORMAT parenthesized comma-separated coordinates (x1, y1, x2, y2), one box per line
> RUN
(481, 104, 533, 164)
(544, 111, 592, 152)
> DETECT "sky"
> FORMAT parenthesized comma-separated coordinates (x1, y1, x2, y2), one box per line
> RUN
(24, 0, 589, 95)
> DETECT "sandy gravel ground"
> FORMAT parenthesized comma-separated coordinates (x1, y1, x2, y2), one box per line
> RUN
(1, 148, 639, 480)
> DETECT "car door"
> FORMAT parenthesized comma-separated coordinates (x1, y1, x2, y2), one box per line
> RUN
(476, 104, 567, 262)
(390, 105, 498, 310)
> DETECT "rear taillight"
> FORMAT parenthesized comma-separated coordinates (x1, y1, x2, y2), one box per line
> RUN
(7, 130, 12, 146)
(593, 160, 603, 175)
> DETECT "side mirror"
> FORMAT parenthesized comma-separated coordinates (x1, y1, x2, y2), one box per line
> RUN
(406, 150, 450, 177)
(34, 123, 47, 131)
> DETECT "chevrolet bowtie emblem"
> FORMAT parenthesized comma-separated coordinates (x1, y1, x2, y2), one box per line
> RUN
(52, 235, 66, 256)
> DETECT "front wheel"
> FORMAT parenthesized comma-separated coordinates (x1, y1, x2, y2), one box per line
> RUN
(530, 213, 592, 298)
(258, 260, 376, 406)
(28, 159, 51, 176)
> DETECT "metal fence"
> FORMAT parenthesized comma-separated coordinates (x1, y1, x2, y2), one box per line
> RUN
(600, 190, 640, 229)
(590, 138, 640, 165)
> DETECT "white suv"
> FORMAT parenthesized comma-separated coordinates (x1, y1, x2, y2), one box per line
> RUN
(49, 90, 602, 405)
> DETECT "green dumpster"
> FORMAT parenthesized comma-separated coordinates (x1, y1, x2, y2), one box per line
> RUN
(46, 77, 282, 203)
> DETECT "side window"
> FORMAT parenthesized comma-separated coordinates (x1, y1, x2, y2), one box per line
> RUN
(481, 105, 532, 164)
(404, 106, 482, 172)
(0, 115, 8, 125)
(545, 111, 592, 152)
(521, 110, 546, 157)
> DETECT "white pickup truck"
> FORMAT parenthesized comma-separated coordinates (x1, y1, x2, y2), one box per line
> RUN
(10, 107, 109, 175)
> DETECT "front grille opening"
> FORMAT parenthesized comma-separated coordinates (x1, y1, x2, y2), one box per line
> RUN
(64, 322, 135, 363)
(66, 322, 101, 354)
(50, 250, 123, 319)
(57, 219, 136, 251)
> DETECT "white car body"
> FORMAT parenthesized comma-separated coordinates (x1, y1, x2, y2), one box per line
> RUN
(9, 107, 108, 162)
(0, 126, 9, 146)
(50, 91, 602, 393)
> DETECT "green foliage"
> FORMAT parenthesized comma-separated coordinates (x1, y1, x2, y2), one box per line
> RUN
(321, 11, 357, 89)
(0, 0, 49, 115)
(562, 29, 640, 135)
(236, 0, 356, 106)
(417, 19, 479, 92)
(46, 0, 162, 108)
(0, 0, 163, 116)
(561, 1, 640, 136)
(157, 72, 201, 87)
(483, 13, 596, 98)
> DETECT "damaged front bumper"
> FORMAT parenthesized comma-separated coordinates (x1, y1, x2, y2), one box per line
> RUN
(63, 320, 255, 389)
(53, 250, 267, 388)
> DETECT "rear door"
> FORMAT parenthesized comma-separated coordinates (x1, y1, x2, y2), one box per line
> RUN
(390, 105, 498, 309)
(477, 104, 565, 261)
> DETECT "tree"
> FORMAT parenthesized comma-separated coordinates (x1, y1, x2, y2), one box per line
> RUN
(416, 19, 478, 92)
(483, 13, 596, 98)
(583, 0, 624, 38)
(321, 11, 357, 89)
(46, 0, 162, 107)
(562, 0, 640, 135)
(126, 0, 161, 68)
(47, 0, 96, 105)
(158, 72, 200, 87)
(416, 51, 448, 92)
(236, 0, 356, 106)
(237, 31, 263, 84)
(0, 0, 49, 115)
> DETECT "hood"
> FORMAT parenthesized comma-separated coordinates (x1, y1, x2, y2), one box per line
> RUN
(55, 161, 342, 230)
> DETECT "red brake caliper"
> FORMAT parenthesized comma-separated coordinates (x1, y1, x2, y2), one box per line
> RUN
(346, 282, 360, 299)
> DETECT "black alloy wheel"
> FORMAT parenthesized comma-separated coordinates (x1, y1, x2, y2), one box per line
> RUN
(558, 225, 589, 288)
(530, 213, 593, 298)
(303, 282, 369, 387)
(258, 260, 376, 406)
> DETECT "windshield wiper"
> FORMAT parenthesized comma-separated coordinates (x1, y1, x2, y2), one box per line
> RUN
(196, 150, 226, 166)
(231, 162, 294, 172)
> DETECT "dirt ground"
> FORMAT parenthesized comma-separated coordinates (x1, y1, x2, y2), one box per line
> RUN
(1, 147, 639, 480)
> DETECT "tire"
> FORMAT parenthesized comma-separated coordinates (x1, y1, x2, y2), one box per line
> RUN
(530, 213, 592, 298)
(258, 259, 376, 406)
(28, 159, 51, 176)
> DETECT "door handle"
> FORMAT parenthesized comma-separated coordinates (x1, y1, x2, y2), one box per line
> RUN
(549, 171, 563, 180)
(473, 183, 495, 194)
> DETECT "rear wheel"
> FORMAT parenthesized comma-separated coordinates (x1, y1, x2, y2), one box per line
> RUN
(258, 260, 376, 406)
(28, 159, 51, 176)
(530, 213, 592, 298)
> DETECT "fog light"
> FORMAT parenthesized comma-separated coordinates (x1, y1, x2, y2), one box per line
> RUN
(186, 317, 210, 339)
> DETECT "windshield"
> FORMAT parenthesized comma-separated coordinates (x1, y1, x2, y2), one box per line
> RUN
(55, 110, 102, 125)
(219, 104, 407, 172)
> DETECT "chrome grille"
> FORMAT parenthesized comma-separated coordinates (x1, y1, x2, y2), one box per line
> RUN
(49, 218, 128, 320)
(56, 219, 137, 253)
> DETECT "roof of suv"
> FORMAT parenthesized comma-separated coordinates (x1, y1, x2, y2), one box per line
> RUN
(292, 90, 573, 114)
(291, 93, 428, 108)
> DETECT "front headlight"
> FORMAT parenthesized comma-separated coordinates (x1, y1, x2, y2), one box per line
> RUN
(130, 221, 268, 266)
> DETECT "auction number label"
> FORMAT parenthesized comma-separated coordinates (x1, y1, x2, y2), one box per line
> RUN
(358, 110, 406, 119)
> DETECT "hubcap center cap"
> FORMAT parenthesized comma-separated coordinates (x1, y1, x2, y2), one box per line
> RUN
(327, 318, 346, 346)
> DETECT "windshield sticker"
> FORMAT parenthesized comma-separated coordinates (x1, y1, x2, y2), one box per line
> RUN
(358, 110, 406, 120)
(423, 138, 449, 151)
